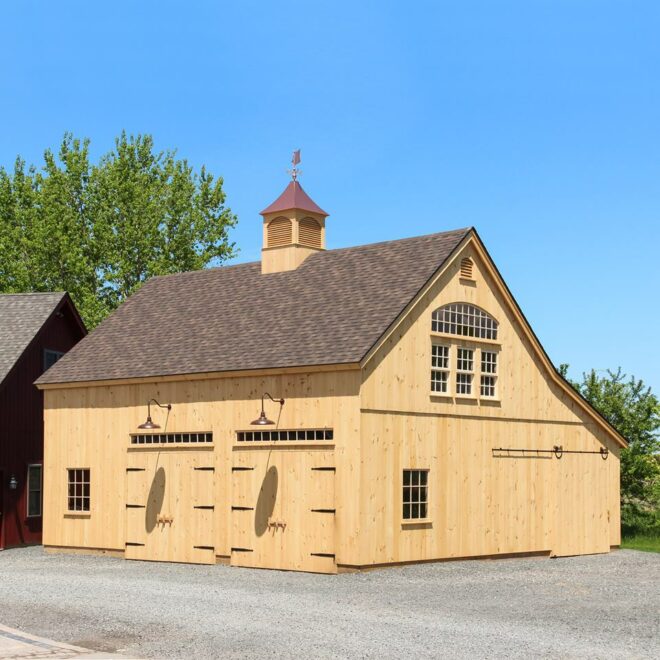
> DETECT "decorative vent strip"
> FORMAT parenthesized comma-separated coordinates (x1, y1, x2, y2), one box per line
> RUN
(460, 257, 474, 279)
(131, 432, 213, 445)
(237, 429, 333, 442)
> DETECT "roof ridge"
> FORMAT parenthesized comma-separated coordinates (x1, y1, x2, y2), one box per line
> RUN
(314, 227, 472, 257)
(149, 227, 472, 282)
(0, 291, 66, 297)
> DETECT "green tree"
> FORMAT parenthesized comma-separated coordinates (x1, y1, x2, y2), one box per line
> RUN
(0, 132, 236, 327)
(560, 365, 660, 535)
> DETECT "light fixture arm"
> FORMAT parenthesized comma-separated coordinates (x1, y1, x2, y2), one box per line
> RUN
(147, 399, 172, 416)
(138, 399, 172, 430)
(262, 392, 285, 409)
(250, 392, 285, 426)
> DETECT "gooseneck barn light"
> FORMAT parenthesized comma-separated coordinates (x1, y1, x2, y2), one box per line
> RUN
(138, 399, 172, 430)
(251, 392, 285, 426)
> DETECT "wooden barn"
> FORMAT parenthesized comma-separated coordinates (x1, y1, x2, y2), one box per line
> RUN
(0, 292, 85, 549)
(36, 175, 626, 573)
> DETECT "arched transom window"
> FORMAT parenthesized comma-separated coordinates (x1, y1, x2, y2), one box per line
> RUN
(431, 303, 498, 340)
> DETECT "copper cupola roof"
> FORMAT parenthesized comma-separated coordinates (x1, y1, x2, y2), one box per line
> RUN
(260, 181, 328, 217)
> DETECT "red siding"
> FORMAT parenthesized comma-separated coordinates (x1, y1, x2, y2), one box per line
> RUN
(0, 300, 85, 548)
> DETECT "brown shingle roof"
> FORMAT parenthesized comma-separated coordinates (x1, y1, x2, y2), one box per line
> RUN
(37, 228, 470, 384)
(0, 292, 68, 386)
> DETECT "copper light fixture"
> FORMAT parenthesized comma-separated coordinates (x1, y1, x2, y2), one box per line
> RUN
(138, 399, 172, 430)
(251, 392, 285, 426)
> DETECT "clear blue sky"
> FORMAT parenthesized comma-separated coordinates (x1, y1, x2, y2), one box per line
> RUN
(1, 1, 658, 391)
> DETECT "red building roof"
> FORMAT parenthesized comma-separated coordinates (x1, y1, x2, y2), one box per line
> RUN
(260, 181, 328, 216)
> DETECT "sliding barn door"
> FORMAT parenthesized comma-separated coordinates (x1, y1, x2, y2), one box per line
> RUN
(231, 447, 336, 573)
(125, 449, 216, 564)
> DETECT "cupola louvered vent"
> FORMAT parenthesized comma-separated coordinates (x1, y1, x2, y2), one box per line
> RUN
(267, 217, 293, 247)
(299, 217, 322, 249)
(460, 257, 474, 279)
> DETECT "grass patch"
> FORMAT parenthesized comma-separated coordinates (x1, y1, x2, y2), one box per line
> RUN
(621, 535, 660, 553)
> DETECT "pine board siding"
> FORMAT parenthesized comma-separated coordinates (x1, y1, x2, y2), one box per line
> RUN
(36, 204, 624, 572)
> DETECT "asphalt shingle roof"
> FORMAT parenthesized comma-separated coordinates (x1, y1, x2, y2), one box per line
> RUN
(37, 228, 470, 385)
(0, 292, 67, 386)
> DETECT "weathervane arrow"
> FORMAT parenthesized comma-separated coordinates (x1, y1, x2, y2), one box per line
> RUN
(289, 149, 301, 180)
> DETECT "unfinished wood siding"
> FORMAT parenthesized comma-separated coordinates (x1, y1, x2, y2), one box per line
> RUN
(358, 241, 620, 565)
(43, 369, 361, 564)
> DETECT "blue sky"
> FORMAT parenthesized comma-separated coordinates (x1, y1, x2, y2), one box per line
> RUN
(1, 1, 658, 391)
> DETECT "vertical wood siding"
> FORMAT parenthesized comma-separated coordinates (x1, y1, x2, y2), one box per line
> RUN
(0, 303, 84, 548)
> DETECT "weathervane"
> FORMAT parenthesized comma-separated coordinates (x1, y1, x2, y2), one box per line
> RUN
(288, 149, 301, 181)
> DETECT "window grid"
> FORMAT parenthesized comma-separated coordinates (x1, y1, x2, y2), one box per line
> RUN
(27, 464, 42, 517)
(403, 469, 429, 520)
(43, 349, 65, 372)
(431, 303, 498, 340)
(131, 432, 213, 445)
(237, 429, 333, 442)
(457, 348, 474, 372)
(456, 372, 473, 395)
(431, 344, 450, 393)
(67, 469, 90, 512)
(481, 375, 496, 397)
(481, 351, 497, 374)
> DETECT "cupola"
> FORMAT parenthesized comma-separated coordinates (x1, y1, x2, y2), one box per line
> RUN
(260, 151, 328, 274)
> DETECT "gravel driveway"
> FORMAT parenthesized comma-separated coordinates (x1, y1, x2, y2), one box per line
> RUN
(0, 547, 658, 659)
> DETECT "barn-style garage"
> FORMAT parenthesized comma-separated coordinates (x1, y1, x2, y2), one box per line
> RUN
(37, 173, 626, 573)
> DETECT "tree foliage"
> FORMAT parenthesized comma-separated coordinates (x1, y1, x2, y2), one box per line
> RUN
(0, 132, 236, 327)
(560, 365, 660, 535)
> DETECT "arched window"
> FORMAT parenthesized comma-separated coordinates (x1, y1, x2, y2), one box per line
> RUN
(431, 303, 498, 340)
(298, 217, 322, 249)
(267, 217, 292, 247)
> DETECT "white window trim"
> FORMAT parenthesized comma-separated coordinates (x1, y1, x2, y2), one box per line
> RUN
(479, 348, 499, 399)
(26, 463, 43, 518)
(430, 341, 501, 402)
(430, 343, 451, 395)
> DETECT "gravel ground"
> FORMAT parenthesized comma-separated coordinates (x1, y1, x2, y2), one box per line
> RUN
(0, 547, 658, 659)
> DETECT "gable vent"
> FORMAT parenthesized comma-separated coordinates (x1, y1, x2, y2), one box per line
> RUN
(460, 257, 474, 279)
(267, 217, 292, 247)
(299, 217, 322, 249)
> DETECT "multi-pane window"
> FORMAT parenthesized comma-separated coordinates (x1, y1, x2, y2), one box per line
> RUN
(480, 351, 498, 398)
(27, 464, 42, 517)
(43, 349, 65, 372)
(431, 303, 498, 340)
(431, 344, 450, 393)
(403, 469, 429, 520)
(67, 469, 90, 512)
(456, 348, 474, 395)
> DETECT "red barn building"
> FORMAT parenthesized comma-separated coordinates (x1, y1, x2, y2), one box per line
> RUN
(0, 292, 85, 549)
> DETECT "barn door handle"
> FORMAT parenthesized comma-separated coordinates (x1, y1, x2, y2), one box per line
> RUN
(267, 519, 286, 530)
